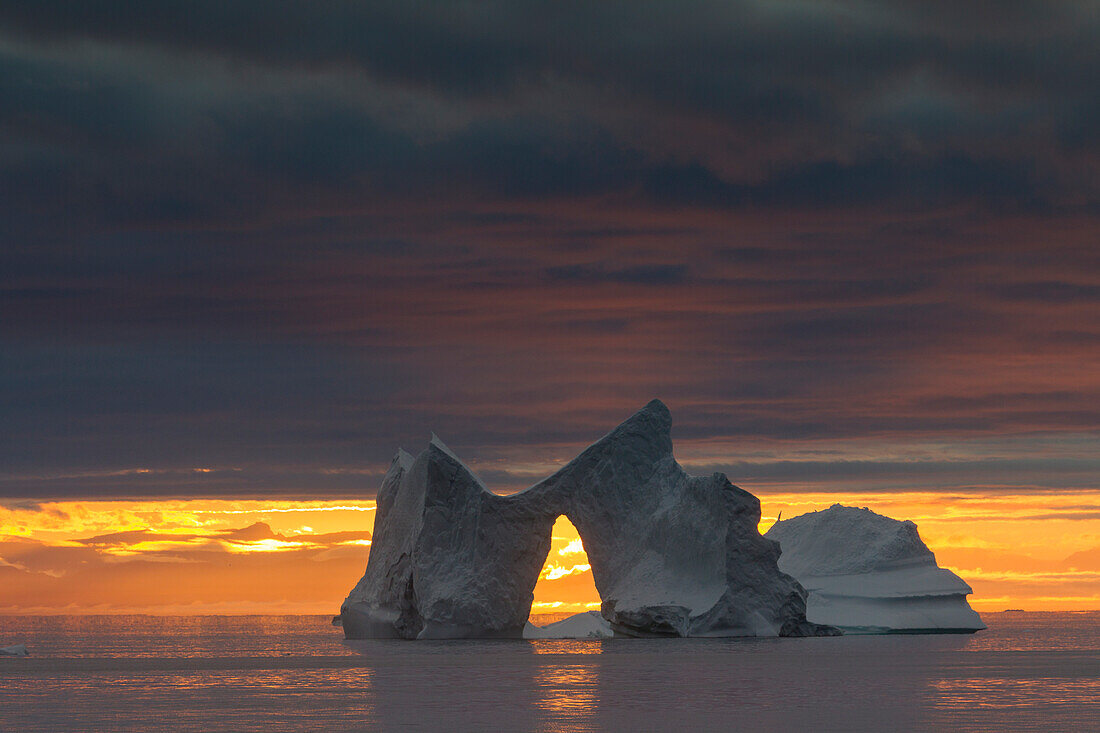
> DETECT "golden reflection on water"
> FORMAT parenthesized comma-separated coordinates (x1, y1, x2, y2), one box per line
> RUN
(930, 677, 1099, 708)
(529, 639, 605, 655)
(534, 662, 599, 730)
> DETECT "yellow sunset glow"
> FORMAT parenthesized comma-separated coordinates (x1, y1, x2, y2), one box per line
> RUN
(2, 491, 1099, 614)
(541, 563, 592, 581)
(530, 516, 600, 612)
(558, 538, 586, 556)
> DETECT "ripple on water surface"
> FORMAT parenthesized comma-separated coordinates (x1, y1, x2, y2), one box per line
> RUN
(1, 612, 1097, 732)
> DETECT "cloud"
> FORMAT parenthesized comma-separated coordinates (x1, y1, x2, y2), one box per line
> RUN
(1064, 546, 1100, 570)
(4, 493, 1100, 612)
(78, 529, 200, 547)
(545, 263, 689, 285)
(1, 1, 1098, 237)
(988, 282, 1100, 304)
(73, 520, 371, 551)
(0, 514, 373, 612)
(0, 1, 1097, 502)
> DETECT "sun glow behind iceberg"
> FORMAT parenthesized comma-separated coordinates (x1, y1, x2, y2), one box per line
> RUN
(532, 517, 599, 611)
(2, 491, 1100, 614)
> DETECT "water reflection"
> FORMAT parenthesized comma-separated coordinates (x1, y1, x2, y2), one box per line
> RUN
(5, 613, 1097, 731)
(930, 677, 1099, 708)
(926, 675, 1100, 729)
(922, 614, 1100, 729)
(535, 661, 599, 732)
(0, 665, 379, 730)
(529, 639, 605, 655)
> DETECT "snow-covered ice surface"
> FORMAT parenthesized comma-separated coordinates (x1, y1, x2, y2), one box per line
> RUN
(342, 400, 834, 639)
(524, 611, 613, 639)
(766, 504, 985, 634)
(1, 643, 29, 656)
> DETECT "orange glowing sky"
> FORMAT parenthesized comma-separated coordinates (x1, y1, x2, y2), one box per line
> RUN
(3, 489, 1099, 615)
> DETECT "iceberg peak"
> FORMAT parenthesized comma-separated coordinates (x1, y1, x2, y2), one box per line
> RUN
(428, 433, 460, 461)
(396, 448, 415, 472)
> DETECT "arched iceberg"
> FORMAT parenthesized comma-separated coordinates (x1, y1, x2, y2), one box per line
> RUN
(341, 400, 835, 639)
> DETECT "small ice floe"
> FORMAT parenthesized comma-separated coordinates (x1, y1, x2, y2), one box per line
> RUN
(1, 644, 29, 657)
(524, 612, 613, 639)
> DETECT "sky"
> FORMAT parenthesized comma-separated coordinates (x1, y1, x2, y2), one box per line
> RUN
(1, 2, 1099, 613)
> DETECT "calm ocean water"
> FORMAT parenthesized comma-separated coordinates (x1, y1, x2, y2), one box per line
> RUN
(1, 612, 1097, 732)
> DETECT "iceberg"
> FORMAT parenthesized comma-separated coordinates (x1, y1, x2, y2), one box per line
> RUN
(1, 644, 28, 657)
(342, 400, 835, 639)
(340, 436, 557, 639)
(765, 504, 985, 634)
(524, 611, 613, 639)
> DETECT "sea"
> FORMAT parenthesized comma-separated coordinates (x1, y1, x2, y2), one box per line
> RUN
(2, 611, 1097, 732)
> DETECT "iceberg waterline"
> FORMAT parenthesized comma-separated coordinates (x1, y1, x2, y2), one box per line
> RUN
(765, 505, 985, 634)
(341, 400, 835, 639)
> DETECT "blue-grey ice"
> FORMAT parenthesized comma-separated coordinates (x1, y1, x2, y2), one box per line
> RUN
(341, 400, 836, 639)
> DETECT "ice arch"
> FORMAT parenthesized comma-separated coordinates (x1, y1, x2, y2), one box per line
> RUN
(340, 400, 830, 639)
(531, 517, 599, 614)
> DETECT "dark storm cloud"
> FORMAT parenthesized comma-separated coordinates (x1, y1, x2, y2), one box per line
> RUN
(1, 0, 1098, 228)
(989, 282, 1100, 304)
(546, 263, 689, 285)
(641, 155, 1047, 211)
(1, 2, 1098, 499)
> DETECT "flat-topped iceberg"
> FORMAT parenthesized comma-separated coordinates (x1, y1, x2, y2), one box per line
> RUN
(765, 504, 985, 634)
(341, 400, 835, 639)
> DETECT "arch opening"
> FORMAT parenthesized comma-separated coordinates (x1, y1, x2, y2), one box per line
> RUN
(530, 515, 601, 622)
